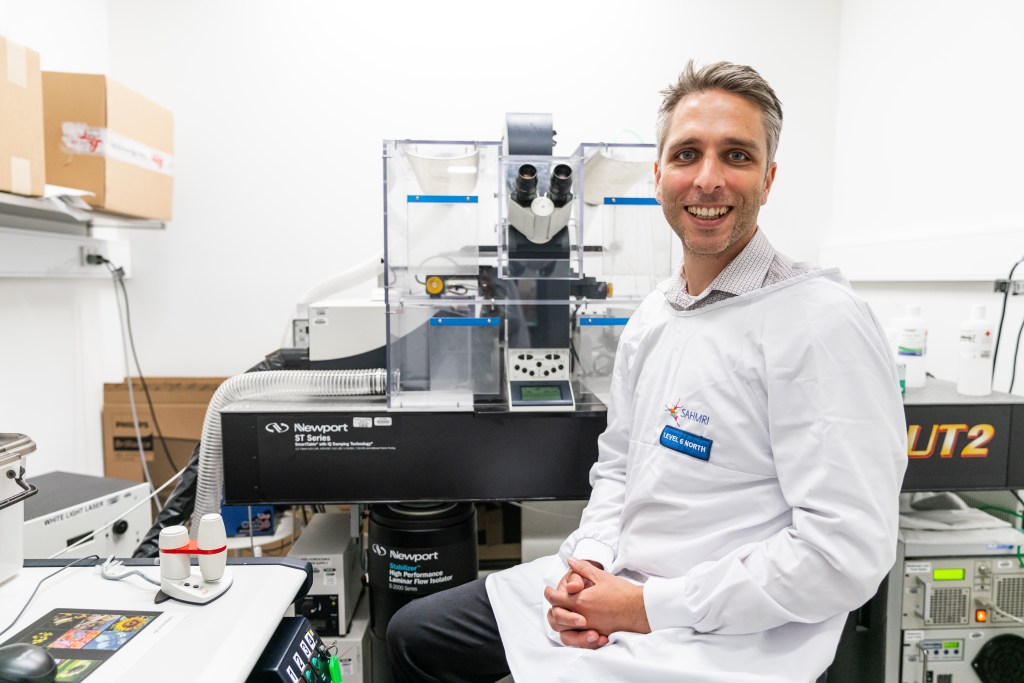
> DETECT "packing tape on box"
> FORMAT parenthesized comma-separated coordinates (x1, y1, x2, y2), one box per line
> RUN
(9, 157, 32, 196)
(6, 41, 27, 88)
(61, 122, 174, 175)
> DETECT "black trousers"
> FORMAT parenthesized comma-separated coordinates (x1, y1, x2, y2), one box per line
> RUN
(386, 577, 511, 683)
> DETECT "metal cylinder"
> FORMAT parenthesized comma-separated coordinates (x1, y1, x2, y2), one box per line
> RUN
(366, 502, 478, 640)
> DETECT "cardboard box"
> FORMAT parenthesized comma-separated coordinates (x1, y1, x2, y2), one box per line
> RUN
(43, 72, 173, 220)
(0, 36, 45, 196)
(102, 378, 225, 495)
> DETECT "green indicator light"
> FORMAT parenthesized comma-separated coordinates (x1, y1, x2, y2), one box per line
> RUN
(933, 568, 965, 581)
(944, 641, 960, 649)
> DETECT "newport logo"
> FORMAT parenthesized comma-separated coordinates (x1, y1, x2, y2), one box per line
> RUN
(665, 400, 711, 427)
(390, 549, 439, 562)
(265, 422, 290, 433)
(372, 543, 388, 557)
(293, 423, 349, 433)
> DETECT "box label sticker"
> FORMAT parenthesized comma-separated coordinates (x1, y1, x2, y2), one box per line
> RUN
(113, 435, 154, 453)
(61, 122, 174, 175)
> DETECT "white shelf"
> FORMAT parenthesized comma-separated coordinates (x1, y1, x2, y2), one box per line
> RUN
(0, 190, 145, 278)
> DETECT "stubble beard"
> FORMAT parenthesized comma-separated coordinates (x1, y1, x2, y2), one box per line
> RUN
(663, 193, 760, 259)
(659, 200, 757, 259)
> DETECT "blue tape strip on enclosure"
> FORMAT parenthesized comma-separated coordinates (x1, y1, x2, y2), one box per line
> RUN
(429, 318, 500, 327)
(603, 197, 659, 205)
(408, 195, 479, 203)
(580, 318, 630, 326)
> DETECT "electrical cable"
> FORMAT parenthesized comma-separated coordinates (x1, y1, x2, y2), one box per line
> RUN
(100, 556, 161, 586)
(104, 261, 161, 512)
(978, 504, 1024, 568)
(978, 505, 1024, 519)
(978, 598, 1024, 625)
(0, 555, 100, 639)
(1012, 317, 1024, 394)
(48, 463, 188, 559)
(992, 257, 1024, 387)
(116, 274, 179, 472)
(106, 260, 179, 473)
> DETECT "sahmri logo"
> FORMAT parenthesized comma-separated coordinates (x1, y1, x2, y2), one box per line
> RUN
(265, 422, 290, 433)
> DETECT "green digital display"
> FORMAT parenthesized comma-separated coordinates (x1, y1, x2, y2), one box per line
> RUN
(943, 641, 960, 650)
(521, 385, 562, 401)
(933, 568, 965, 581)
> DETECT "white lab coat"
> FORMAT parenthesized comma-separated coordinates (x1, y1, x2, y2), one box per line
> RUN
(486, 268, 908, 683)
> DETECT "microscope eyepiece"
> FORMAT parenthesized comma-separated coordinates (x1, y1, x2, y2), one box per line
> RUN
(513, 164, 538, 205)
(548, 164, 573, 207)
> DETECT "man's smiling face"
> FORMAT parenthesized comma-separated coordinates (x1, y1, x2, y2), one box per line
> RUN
(655, 89, 776, 261)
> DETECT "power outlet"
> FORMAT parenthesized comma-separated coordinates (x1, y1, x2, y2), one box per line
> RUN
(293, 319, 310, 348)
(79, 246, 104, 266)
(993, 279, 1024, 295)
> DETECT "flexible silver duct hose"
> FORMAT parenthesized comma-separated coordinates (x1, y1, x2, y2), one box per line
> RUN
(190, 369, 389, 537)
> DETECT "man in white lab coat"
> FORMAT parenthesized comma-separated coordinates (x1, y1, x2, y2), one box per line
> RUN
(387, 60, 908, 683)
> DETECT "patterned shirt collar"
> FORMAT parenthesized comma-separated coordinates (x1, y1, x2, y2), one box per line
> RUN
(663, 228, 775, 310)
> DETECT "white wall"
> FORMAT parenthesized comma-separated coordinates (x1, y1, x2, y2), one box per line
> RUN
(5, 0, 844, 477)
(827, 0, 1024, 279)
(0, 0, 119, 476)
(830, 0, 1024, 390)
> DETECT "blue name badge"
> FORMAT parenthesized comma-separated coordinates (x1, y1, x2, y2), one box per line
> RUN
(659, 426, 712, 461)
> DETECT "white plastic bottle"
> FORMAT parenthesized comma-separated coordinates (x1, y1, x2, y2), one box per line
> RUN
(896, 305, 928, 389)
(957, 304, 993, 396)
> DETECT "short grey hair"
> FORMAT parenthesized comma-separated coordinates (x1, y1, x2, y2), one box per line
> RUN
(655, 60, 784, 168)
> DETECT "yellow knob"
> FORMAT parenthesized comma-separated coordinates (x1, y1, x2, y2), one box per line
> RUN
(425, 276, 445, 296)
